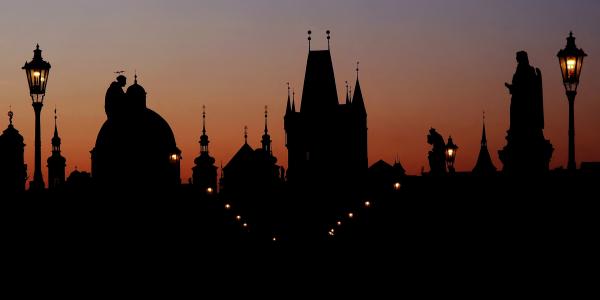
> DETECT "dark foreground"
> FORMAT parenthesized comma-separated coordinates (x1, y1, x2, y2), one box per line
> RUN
(3, 174, 597, 284)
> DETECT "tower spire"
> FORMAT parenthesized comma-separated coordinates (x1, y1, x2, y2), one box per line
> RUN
(244, 126, 248, 144)
(352, 62, 366, 115)
(262, 105, 272, 154)
(326, 30, 331, 50)
(481, 111, 487, 146)
(134, 70, 138, 84)
(286, 82, 291, 114)
(51, 107, 61, 153)
(345, 81, 350, 104)
(264, 105, 269, 133)
(307, 30, 312, 51)
(292, 89, 296, 112)
(200, 105, 209, 154)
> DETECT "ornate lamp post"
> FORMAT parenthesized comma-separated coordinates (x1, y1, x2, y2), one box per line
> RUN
(445, 136, 458, 174)
(557, 32, 586, 171)
(22, 44, 51, 191)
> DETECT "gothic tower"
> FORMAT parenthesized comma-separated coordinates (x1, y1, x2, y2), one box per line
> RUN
(284, 31, 368, 197)
(47, 109, 66, 189)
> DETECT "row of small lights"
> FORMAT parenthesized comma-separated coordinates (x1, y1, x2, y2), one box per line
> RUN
(328, 181, 401, 238)
(208, 181, 401, 242)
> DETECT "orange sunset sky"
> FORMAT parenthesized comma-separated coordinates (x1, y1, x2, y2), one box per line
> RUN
(1, 0, 599, 183)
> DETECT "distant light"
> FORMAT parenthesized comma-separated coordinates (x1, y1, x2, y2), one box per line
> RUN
(336, 221, 342, 226)
(394, 182, 401, 191)
(328, 231, 335, 236)
(242, 223, 248, 228)
(235, 215, 241, 221)
(206, 187, 213, 194)
(348, 212, 354, 218)
(170, 154, 179, 161)
(272, 236, 277, 242)
(224, 203, 231, 210)
(364, 201, 371, 207)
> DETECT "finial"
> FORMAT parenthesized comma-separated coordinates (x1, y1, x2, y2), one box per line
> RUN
(244, 125, 248, 144)
(308, 30, 312, 51)
(134, 69, 138, 84)
(264, 105, 269, 133)
(202, 105, 206, 135)
(345, 80, 348, 94)
(292, 89, 296, 111)
(326, 30, 331, 50)
(54, 106, 57, 126)
(287, 81, 291, 97)
(356, 61, 360, 79)
(569, 31, 573, 38)
(8, 106, 13, 125)
(483, 110, 485, 122)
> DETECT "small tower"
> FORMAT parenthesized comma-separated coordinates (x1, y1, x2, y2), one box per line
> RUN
(192, 106, 217, 193)
(261, 106, 272, 155)
(0, 109, 27, 193)
(473, 112, 497, 175)
(47, 108, 66, 189)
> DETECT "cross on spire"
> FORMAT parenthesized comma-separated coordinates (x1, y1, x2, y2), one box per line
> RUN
(244, 125, 248, 144)
(202, 105, 206, 135)
(264, 105, 269, 133)
(356, 61, 360, 79)
(307, 30, 312, 51)
(326, 30, 331, 50)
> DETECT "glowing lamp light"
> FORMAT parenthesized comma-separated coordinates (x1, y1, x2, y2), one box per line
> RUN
(235, 215, 241, 221)
(445, 136, 458, 173)
(557, 32, 586, 93)
(170, 154, 179, 162)
(272, 237, 277, 242)
(393, 182, 401, 191)
(206, 187, 214, 194)
(23, 44, 51, 104)
(364, 201, 371, 207)
(242, 223, 248, 228)
(225, 203, 231, 210)
(348, 212, 354, 218)
(337, 221, 342, 226)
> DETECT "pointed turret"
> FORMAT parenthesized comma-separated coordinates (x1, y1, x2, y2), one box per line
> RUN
(0, 109, 27, 193)
(352, 62, 366, 116)
(47, 108, 66, 189)
(192, 105, 217, 193)
(199, 105, 210, 154)
(345, 81, 351, 105)
(262, 106, 272, 154)
(291, 90, 296, 112)
(473, 113, 497, 175)
(285, 83, 292, 115)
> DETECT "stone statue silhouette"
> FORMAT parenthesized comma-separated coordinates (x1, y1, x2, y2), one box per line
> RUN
(499, 51, 553, 174)
(105, 75, 127, 120)
(504, 51, 544, 134)
(427, 128, 446, 175)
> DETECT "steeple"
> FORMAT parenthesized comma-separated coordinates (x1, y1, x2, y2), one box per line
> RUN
(244, 126, 248, 145)
(200, 105, 210, 154)
(345, 81, 350, 104)
(291, 89, 296, 112)
(473, 111, 496, 175)
(352, 61, 366, 115)
(300, 30, 339, 113)
(262, 106, 272, 154)
(8, 107, 13, 126)
(285, 82, 292, 114)
(52, 108, 61, 153)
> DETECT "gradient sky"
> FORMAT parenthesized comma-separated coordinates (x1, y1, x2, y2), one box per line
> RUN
(1, 0, 600, 183)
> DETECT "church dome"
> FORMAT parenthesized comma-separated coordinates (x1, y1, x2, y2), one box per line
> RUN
(94, 108, 176, 151)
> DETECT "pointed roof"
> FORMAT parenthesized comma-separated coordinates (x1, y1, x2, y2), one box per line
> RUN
(199, 105, 209, 151)
(352, 65, 366, 115)
(291, 90, 296, 112)
(52, 108, 61, 148)
(300, 50, 339, 114)
(472, 120, 496, 175)
(224, 143, 254, 171)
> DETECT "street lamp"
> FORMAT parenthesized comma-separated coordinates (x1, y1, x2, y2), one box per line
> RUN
(445, 136, 458, 174)
(557, 31, 586, 171)
(23, 44, 51, 191)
